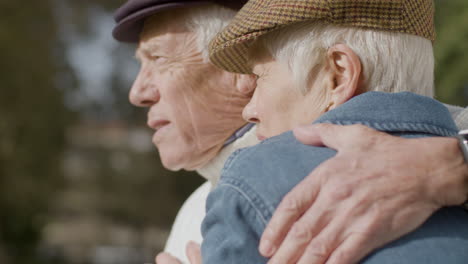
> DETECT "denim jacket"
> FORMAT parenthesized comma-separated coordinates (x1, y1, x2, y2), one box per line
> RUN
(201, 92, 463, 264)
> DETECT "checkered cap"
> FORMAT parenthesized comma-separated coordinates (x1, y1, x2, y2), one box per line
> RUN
(209, 0, 435, 73)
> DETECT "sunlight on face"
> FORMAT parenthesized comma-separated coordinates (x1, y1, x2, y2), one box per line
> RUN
(243, 58, 327, 140)
(129, 13, 251, 171)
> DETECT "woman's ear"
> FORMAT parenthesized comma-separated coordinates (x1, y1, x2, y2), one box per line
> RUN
(326, 44, 363, 109)
(235, 74, 256, 96)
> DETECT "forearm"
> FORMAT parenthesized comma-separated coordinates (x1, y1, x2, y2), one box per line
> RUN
(260, 124, 468, 264)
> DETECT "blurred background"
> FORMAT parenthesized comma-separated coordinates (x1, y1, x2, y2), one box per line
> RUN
(0, 0, 467, 264)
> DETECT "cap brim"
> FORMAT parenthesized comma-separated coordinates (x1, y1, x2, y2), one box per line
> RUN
(112, 1, 210, 43)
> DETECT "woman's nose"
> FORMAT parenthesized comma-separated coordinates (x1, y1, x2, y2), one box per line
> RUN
(242, 100, 260, 123)
(129, 68, 160, 107)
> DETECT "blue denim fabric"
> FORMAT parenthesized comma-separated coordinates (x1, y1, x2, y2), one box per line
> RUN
(201, 92, 468, 264)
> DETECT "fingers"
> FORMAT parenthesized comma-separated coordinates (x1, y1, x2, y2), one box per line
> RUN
(293, 125, 325, 146)
(266, 207, 329, 264)
(259, 175, 321, 257)
(155, 253, 182, 264)
(325, 233, 372, 264)
(186, 241, 202, 264)
(267, 186, 342, 264)
(295, 213, 349, 264)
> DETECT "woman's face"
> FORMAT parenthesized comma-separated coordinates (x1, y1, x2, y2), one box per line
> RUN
(243, 58, 328, 140)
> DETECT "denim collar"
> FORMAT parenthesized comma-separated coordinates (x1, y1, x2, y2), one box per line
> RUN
(315, 92, 459, 137)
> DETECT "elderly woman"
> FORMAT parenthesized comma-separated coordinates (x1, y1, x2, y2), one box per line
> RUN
(200, 0, 468, 263)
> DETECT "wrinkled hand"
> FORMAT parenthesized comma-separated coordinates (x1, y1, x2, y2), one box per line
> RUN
(259, 124, 467, 264)
(156, 241, 202, 264)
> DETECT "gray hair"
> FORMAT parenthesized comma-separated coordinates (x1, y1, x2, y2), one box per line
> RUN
(183, 4, 237, 61)
(253, 21, 435, 97)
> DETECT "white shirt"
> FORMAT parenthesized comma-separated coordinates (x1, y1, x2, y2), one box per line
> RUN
(446, 104, 468, 130)
(164, 181, 211, 263)
(164, 127, 259, 263)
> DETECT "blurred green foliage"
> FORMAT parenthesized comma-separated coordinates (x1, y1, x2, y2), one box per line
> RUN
(434, 0, 468, 105)
(0, 0, 74, 263)
(1, 0, 203, 263)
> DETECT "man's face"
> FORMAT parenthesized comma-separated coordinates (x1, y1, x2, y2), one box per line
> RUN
(130, 14, 251, 171)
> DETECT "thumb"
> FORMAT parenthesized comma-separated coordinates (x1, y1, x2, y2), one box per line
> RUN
(293, 124, 325, 146)
(186, 241, 202, 264)
(155, 253, 182, 264)
(294, 123, 349, 148)
(293, 123, 380, 151)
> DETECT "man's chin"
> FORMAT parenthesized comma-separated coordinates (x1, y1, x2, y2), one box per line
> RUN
(157, 144, 217, 172)
(160, 155, 206, 172)
(160, 157, 186, 171)
(158, 151, 195, 172)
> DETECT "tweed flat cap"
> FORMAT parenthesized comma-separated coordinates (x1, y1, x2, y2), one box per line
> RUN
(113, 0, 247, 42)
(209, 0, 436, 74)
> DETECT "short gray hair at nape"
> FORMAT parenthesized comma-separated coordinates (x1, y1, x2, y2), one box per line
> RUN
(253, 21, 435, 97)
(182, 4, 237, 61)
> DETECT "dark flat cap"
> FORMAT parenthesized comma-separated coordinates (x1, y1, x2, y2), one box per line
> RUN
(113, 0, 247, 43)
(210, 0, 436, 74)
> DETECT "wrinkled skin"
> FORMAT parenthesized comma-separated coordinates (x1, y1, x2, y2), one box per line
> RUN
(148, 13, 468, 264)
(243, 58, 328, 140)
(243, 44, 362, 141)
(156, 125, 467, 264)
(259, 124, 468, 264)
(240, 43, 468, 264)
(130, 12, 252, 171)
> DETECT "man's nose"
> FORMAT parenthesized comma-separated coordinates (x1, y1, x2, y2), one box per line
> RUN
(236, 74, 256, 95)
(129, 68, 160, 107)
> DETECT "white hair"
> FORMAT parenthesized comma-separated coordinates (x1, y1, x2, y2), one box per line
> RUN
(254, 22, 434, 97)
(182, 4, 237, 61)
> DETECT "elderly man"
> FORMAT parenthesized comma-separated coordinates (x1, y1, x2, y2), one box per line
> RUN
(112, 0, 468, 263)
(112, 0, 260, 263)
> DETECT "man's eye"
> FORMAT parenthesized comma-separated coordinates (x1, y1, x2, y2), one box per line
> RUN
(252, 76, 259, 87)
(255, 74, 264, 83)
(149, 55, 167, 62)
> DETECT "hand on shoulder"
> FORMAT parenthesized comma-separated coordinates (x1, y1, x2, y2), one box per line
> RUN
(260, 123, 468, 264)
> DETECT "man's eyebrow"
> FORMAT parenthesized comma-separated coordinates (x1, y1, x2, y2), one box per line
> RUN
(136, 41, 165, 60)
(142, 40, 164, 52)
(135, 46, 153, 61)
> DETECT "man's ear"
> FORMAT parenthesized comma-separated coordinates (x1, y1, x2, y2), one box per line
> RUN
(326, 44, 363, 109)
(235, 74, 256, 95)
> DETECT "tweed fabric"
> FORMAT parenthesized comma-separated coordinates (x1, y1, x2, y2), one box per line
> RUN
(209, 0, 435, 73)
